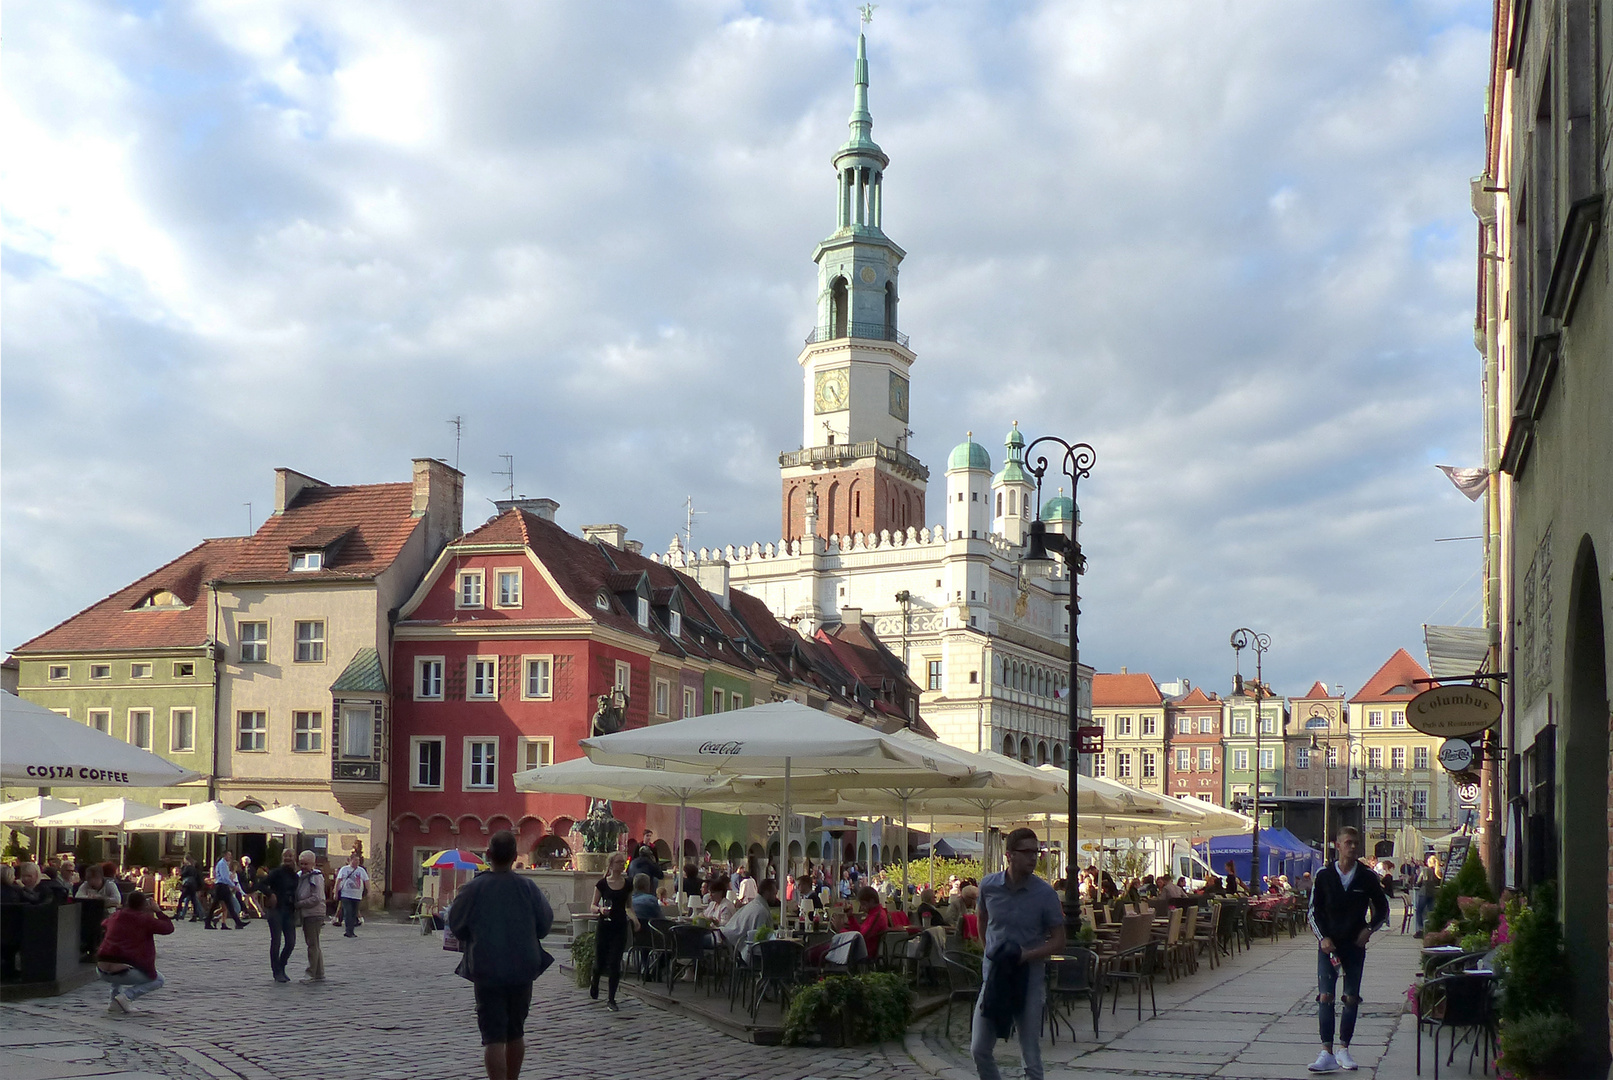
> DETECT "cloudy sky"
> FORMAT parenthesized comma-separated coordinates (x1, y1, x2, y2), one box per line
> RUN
(3, 0, 1491, 698)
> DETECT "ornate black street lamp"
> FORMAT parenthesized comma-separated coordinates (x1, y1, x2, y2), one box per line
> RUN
(1230, 628, 1270, 895)
(1019, 435, 1095, 918)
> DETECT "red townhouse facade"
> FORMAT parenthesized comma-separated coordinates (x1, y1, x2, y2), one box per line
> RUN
(1165, 686, 1226, 806)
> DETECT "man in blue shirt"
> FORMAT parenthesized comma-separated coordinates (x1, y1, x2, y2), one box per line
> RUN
(972, 828, 1066, 1080)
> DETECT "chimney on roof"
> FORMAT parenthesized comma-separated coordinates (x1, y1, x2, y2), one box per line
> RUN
(690, 559, 730, 610)
(582, 523, 629, 549)
(274, 468, 327, 515)
(839, 606, 864, 627)
(1120, 666, 1128, 675)
(624, 540, 644, 555)
(412, 458, 465, 561)
(495, 497, 559, 522)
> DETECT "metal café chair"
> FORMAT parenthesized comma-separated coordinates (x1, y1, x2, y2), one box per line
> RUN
(666, 924, 719, 996)
(1416, 972, 1498, 1079)
(747, 939, 806, 1020)
(941, 949, 983, 1039)
(1044, 948, 1103, 1041)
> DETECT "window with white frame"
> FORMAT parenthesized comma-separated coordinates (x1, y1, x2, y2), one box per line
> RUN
(342, 707, 374, 759)
(495, 569, 522, 607)
(1391, 710, 1407, 727)
(458, 570, 484, 608)
(1367, 789, 1383, 817)
(1328, 744, 1340, 767)
(614, 661, 631, 694)
(128, 709, 153, 750)
(1390, 746, 1406, 770)
(683, 687, 697, 719)
(654, 678, 670, 717)
(1296, 747, 1310, 769)
(411, 737, 444, 790)
(1256, 712, 1274, 734)
(669, 610, 682, 637)
(1199, 717, 1215, 734)
(1141, 752, 1156, 779)
(1412, 788, 1428, 818)
(293, 710, 324, 752)
(1116, 716, 1132, 736)
(1259, 748, 1274, 770)
(1389, 796, 1405, 819)
(523, 657, 552, 700)
(596, 591, 610, 610)
(88, 709, 111, 734)
(170, 708, 195, 753)
(636, 597, 650, 628)
(517, 737, 553, 773)
(173, 661, 195, 678)
(927, 660, 942, 690)
(1176, 749, 1191, 771)
(469, 657, 498, 700)
(1198, 747, 1213, 771)
(711, 689, 724, 714)
(1368, 710, 1384, 727)
(90, 664, 111, 680)
(1413, 746, 1430, 770)
(1233, 749, 1249, 771)
(1197, 793, 1214, 803)
(1367, 746, 1383, 769)
(1292, 789, 1309, 798)
(416, 657, 444, 700)
(238, 711, 267, 752)
(47, 664, 69, 680)
(1091, 752, 1106, 777)
(1141, 715, 1156, 736)
(1232, 713, 1249, 735)
(240, 621, 268, 663)
(130, 663, 152, 679)
(464, 738, 498, 790)
(1116, 752, 1133, 778)
(291, 550, 323, 571)
(293, 621, 325, 663)
(1176, 716, 1191, 734)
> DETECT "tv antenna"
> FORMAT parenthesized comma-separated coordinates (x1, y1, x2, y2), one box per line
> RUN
(494, 455, 516, 501)
(446, 416, 464, 471)
(683, 496, 708, 549)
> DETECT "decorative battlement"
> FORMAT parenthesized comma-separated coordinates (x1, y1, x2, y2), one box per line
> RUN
(649, 525, 1065, 573)
(778, 439, 929, 483)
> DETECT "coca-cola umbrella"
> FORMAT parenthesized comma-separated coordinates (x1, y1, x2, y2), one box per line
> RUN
(581, 701, 975, 928)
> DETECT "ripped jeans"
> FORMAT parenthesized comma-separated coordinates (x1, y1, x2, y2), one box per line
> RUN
(1317, 945, 1365, 1048)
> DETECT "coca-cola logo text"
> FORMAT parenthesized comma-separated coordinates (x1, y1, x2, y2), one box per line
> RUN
(698, 741, 744, 756)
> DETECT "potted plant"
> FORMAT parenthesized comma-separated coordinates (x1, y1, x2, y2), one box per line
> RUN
(573, 800, 624, 875)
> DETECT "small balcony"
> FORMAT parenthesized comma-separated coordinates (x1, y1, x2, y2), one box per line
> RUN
(804, 321, 909, 348)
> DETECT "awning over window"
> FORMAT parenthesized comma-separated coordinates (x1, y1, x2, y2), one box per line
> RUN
(1423, 625, 1491, 679)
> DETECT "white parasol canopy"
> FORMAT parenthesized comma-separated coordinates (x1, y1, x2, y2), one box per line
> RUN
(0, 796, 78, 824)
(127, 800, 287, 834)
(256, 804, 370, 835)
(1, 691, 201, 788)
(34, 797, 166, 829)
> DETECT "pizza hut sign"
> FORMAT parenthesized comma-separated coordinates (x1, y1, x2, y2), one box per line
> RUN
(1406, 685, 1502, 738)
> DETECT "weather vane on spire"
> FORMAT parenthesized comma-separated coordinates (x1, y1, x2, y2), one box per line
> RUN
(859, 4, 877, 26)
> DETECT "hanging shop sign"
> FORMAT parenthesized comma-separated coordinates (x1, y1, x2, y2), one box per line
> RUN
(1406, 684, 1502, 738)
(1438, 738, 1477, 773)
(1076, 726, 1105, 755)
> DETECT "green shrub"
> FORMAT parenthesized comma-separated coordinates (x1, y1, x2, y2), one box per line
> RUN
(1502, 882, 1570, 1023)
(781, 973, 913, 1046)
(1459, 932, 1493, 954)
(570, 930, 596, 990)
(3, 829, 28, 859)
(125, 833, 157, 869)
(886, 857, 984, 893)
(1498, 1011, 1579, 1079)
(1428, 850, 1492, 932)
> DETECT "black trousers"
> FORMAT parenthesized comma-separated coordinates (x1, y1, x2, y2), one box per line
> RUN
(267, 906, 297, 975)
(592, 920, 628, 1002)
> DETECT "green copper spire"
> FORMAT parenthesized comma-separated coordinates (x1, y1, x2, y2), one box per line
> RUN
(842, 33, 882, 154)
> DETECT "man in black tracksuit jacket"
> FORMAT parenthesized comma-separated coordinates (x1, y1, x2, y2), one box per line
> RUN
(1305, 826, 1389, 1073)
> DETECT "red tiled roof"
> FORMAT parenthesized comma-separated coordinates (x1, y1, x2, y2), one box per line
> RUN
(217, 483, 421, 584)
(13, 537, 251, 654)
(1350, 648, 1431, 703)
(1091, 672, 1162, 706)
(1174, 686, 1217, 707)
(1296, 681, 1334, 700)
(460, 511, 536, 547)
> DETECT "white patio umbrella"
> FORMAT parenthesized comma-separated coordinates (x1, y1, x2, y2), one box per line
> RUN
(257, 804, 370, 835)
(1, 691, 200, 788)
(581, 702, 974, 927)
(0, 796, 78, 824)
(34, 798, 168, 871)
(127, 800, 287, 835)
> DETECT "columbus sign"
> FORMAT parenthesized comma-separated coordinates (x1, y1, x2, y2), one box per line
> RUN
(1406, 684, 1503, 738)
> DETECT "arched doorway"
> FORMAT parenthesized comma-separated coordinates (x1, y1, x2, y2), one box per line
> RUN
(235, 800, 269, 868)
(652, 839, 671, 865)
(1561, 537, 1609, 1058)
(683, 838, 698, 860)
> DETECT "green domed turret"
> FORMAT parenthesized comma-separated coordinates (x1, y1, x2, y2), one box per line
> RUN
(1040, 494, 1075, 523)
(994, 421, 1030, 485)
(948, 433, 991, 472)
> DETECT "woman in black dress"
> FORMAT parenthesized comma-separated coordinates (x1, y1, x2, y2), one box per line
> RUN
(592, 851, 639, 1011)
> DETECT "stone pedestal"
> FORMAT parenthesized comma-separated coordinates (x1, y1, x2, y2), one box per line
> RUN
(519, 869, 598, 932)
(1, 902, 95, 1000)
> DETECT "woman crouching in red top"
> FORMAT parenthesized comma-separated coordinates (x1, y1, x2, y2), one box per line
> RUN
(97, 890, 174, 1014)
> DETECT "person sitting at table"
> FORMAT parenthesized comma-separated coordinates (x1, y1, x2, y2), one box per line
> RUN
(720, 877, 777, 958)
(1161, 876, 1189, 904)
(795, 875, 823, 921)
(732, 876, 759, 910)
(701, 876, 735, 924)
(835, 885, 889, 960)
(914, 887, 947, 928)
(1198, 873, 1223, 896)
(958, 885, 981, 941)
(630, 873, 660, 923)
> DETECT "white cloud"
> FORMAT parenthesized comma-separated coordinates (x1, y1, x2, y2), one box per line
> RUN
(2, 0, 1491, 695)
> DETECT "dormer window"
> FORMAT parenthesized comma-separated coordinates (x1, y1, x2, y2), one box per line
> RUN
(596, 591, 611, 611)
(669, 610, 682, 637)
(636, 597, 650, 628)
(135, 589, 185, 609)
(291, 551, 323, 572)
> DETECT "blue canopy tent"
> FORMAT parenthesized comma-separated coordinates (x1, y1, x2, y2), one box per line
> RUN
(1197, 828, 1322, 889)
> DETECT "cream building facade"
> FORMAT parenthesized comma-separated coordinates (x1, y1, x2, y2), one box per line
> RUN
(1089, 672, 1166, 794)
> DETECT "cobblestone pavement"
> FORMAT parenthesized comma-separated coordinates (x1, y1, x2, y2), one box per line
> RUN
(2, 918, 927, 1080)
(906, 926, 1481, 1079)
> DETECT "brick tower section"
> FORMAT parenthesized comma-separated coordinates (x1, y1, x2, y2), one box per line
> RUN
(781, 466, 926, 543)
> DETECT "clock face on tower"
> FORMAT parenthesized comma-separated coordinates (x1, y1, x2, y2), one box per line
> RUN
(814, 368, 850, 414)
(888, 371, 909, 422)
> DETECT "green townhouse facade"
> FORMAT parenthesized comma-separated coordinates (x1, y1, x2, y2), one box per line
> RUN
(1221, 686, 1288, 819)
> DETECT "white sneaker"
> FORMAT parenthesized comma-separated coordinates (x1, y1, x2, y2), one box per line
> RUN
(1336, 1047, 1358, 1071)
(1308, 1050, 1339, 1073)
(109, 994, 133, 1014)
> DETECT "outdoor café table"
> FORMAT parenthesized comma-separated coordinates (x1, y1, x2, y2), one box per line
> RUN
(1420, 944, 1466, 976)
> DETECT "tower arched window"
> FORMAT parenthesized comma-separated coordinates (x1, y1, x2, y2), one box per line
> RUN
(884, 280, 897, 336)
(996, 492, 1003, 516)
(1008, 490, 1016, 515)
(1003, 734, 1015, 757)
(830, 277, 849, 338)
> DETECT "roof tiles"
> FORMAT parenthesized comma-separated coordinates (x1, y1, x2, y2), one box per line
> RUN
(1350, 648, 1432, 703)
(1092, 672, 1163, 707)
